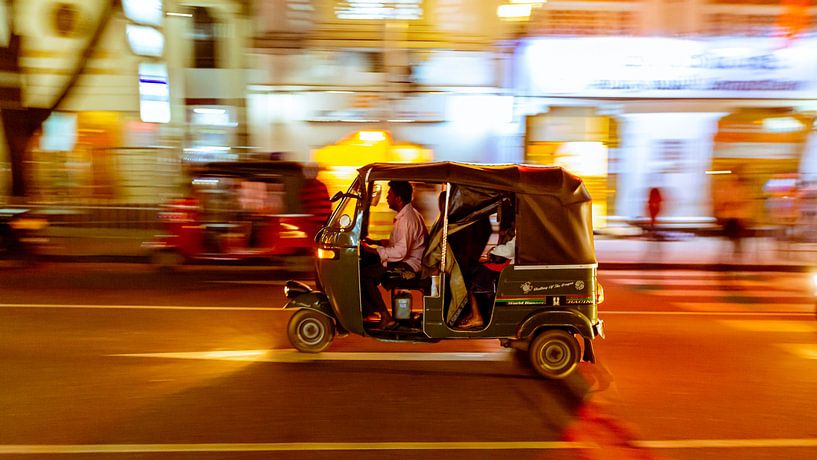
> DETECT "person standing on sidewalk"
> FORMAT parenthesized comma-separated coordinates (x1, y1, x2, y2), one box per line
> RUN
(647, 186, 663, 240)
(713, 173, 753, 262)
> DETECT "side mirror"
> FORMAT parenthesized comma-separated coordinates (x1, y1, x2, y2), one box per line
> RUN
(330, 191, 344, 203)
(370, 184, 382, 207)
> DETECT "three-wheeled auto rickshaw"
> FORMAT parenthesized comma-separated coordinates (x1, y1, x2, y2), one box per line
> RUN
(282, 162, 605, 379)
(145, 161, 330, 268)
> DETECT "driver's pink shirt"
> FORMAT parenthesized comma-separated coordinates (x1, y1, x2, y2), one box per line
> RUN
(376, 204, 427, 271)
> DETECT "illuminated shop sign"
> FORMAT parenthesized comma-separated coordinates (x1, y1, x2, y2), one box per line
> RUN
(335, 0, 422, 20)
(123, 0, 163, 26)
(517, 37, 817, 98)
(138, 62, 170, 123)
(126, 24, 164, 57)
(305, 92, 445, 122)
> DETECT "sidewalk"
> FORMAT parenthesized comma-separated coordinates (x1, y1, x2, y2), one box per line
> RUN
(34, 227, 817, 271)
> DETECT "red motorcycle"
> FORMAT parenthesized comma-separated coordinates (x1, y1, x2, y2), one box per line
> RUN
(144, 161, 330, 270)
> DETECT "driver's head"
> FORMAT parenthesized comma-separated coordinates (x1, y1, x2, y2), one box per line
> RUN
(387, 181, 413, 212)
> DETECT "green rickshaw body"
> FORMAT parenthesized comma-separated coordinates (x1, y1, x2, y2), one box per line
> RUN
(284, 162, 605, 377)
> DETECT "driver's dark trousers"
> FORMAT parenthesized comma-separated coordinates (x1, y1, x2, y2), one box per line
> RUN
(360, 253, 413, 319)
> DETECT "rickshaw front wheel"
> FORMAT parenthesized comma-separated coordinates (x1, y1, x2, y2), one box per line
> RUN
(528, 329, 581, 380)
(287, 310, 335, 353)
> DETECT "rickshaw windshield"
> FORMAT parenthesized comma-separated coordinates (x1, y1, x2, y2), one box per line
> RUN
(326, 178, 362, 231)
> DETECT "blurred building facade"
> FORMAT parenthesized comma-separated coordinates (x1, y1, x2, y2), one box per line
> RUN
(0, 0, 253, 204)
(511, 0, 817, 230)
(3, 0, 817, 233)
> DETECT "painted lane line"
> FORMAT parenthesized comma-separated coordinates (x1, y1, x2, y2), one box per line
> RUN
(601, 311, 814, 317)
(0, 442, 590, 454)
(649, 289, 814, 304)
(111, 349, 512, 363)
(719, 320, 817, 333)
(777, 344, 817, 360)
(600, 271, 806, 279)
(205, 280, 291, 286)
(611, 278, 808, 290)
(4, 438, 817, 454)
(2, 304, 810, 317)
(636, 438, 817, 449)
(673, 302, 813, 313)
(0, 304, 280, 311)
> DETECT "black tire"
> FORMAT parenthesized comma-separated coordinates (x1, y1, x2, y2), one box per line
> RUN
(528, 329, 581, 379)
(287, 309, 335, 353)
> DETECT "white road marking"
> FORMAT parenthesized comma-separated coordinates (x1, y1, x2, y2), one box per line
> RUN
(111, 349, 511, 363)
(602, 311, 814, 317)
(647, 289, 810, 299)
(3, 438, 817, 454)
(612, 278, 807, 291)
(719, 320, 817, 333)
(636, 438, 817, 449)
(674, 302, 812, 312)
(0, 304, 810, 318)
(206, 280, 290, 286)
(600, 271, 806, 279)
(777, 344, 817, 360)
(0, 304, 280, 311)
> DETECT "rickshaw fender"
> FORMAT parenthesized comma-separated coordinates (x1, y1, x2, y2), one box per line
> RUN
(516, 310, 594, 341)
(283, 292, 335, 319)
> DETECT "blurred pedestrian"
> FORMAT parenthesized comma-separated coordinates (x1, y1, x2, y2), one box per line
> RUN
(647, 186, 663, 240)
(713, 173, 752, 261)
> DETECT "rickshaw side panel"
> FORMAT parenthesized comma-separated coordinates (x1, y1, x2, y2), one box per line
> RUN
(494, 265, 599, 338)
(316, 232, 366, 335)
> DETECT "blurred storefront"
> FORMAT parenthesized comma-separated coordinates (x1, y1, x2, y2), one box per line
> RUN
(710, 108, 813, 227)
(513, 35, 817, 227)
(312, 129, 433, 238)
(246, 48, 514, 166)
(524, 107, 617, 228)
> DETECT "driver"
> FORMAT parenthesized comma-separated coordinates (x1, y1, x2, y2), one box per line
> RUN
(361, 181, 428, 329)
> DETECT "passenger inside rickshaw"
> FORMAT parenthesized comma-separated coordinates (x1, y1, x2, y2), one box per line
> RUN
(359, 180, 517, 331)
(421, 184, 515, 330)
(456, 200, 515, 330)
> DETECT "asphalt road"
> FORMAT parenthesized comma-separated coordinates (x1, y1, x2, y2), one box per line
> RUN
(1, 263, 816, 459)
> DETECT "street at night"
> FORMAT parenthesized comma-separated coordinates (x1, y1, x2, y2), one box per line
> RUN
(1, 263, 815, 459)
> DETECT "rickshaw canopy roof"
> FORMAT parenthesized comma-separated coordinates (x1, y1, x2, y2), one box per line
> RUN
(358, 162, 590, 206)
(359, 162, 596, 265)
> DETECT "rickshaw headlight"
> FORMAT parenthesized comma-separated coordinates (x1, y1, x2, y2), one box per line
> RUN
(317, 248, 337, 260)
(596, 282, 605, 305)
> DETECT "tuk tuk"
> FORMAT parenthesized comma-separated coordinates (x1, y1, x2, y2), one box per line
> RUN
(282, 162, 605, 379)
(145, 161, 330, 267)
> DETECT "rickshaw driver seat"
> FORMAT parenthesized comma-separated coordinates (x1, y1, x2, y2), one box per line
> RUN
(381, 266, 431, 321)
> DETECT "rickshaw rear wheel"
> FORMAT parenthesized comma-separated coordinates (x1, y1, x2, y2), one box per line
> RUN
(529, 329, 581, 380)
(287, 309, 335, 353)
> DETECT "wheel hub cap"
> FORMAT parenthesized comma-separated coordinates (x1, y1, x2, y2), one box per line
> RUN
(299, 319, 324, 345)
